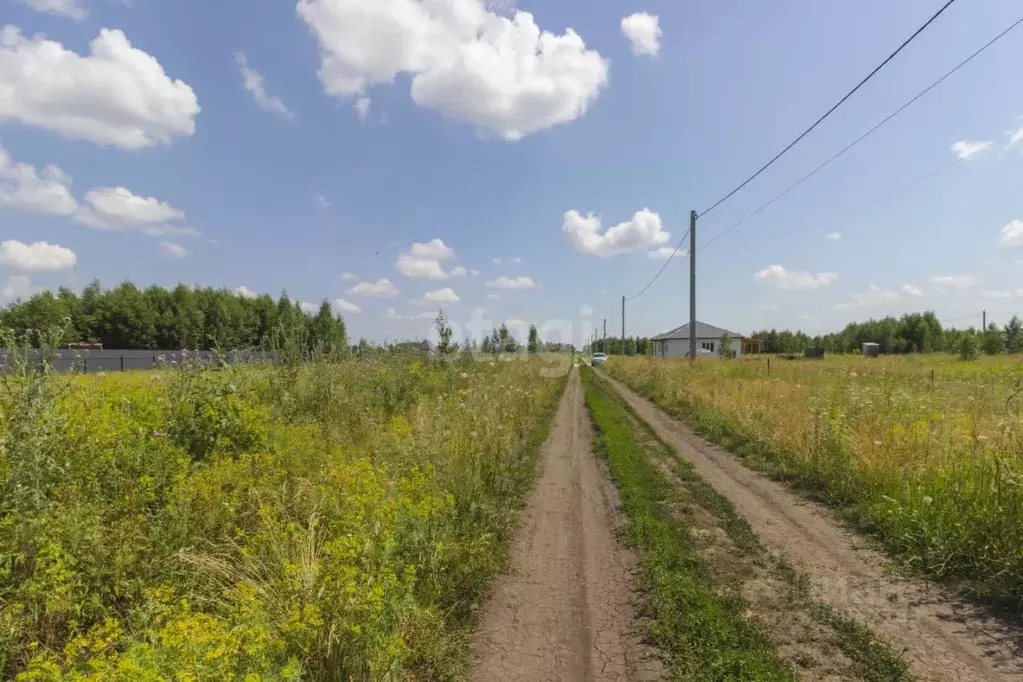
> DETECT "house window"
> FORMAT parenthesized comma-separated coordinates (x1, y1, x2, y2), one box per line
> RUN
(701, 341, 715, 352)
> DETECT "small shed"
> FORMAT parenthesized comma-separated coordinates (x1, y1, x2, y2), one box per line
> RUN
(804, 346, 825, 359)
(862, 342, 880, 358)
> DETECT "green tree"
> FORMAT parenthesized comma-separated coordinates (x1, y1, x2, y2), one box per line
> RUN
(1005, 315, 1023, 353)
(497, 324, 518, 353)
(983, 323, 1005, 356)
(435, 311, 455, 355)
(718, 332, 735, 359)
(0, 281, 350, 352)
(310, 300, 348, 354)
(527, 325, 540, 354)
(958, 333, 978, 361)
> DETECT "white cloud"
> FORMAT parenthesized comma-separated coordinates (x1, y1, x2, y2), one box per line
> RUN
(1007, 127, 1023, 151)
(486, 292, 500, 300)
(760, 303, 780, 312)
(620, 12, 661, 56)
(998, 220, 1023, 248)
(21, 0, 86, 19)
(754, 264, 836, 291)
(930, 275, 979, 291)
(396, 254, 448, 279)
(0, 27, 199, 149)
(0, 274, 30, 303)
(982, 290, 1019, 300)
(76, 187, 185, 230)
(235, 285, 259, 299)
(951, 139, 993, 160)
(563, 208, 670, 257)
(508, 256, 521, 264)
(485, 275, 535, 290)
(159, 240, 186, 258)
(410, 239, 454, 260)
(333, 298, 361, 314)
(416, 287, 460, 304)
(316, 193, 331, 208)
(140, 224, 201, 238)
(299, 301, 319, 315)
(0, 145, 77, 215)
(298, 0, 609, 140)
(580, 304, 594, 316)
(647, 246, 685, 260)
(825, 232, 842, 241)
(341, 272, 358, 281)
(416, 310, 439, 320)
(450, 265, 468, 277)
(235, 52, 291, 118)
(354, 96, 371, 121)
(0, 239, 76, 272)
(834, 283, 923, 311)
(383, 308, 403, 320)
(470, 268, 481, 276)
(396, 239, 456, 279)
(349, 277, 400, 297)
(491, 257, 503, 266)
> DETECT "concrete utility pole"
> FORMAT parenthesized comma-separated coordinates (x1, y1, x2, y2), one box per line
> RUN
(603, 318, 607, 353)
(689, 210, 697, 366)
(983, 310, 987, 330)
(621, 296, 625, 354)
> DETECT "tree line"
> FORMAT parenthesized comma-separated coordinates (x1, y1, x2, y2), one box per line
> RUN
(0, 281, 348, 352)
(751, 311, 1023, 356)
(589, 336, 654, 356)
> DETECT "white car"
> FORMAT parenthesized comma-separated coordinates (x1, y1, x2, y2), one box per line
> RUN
(591, 352, 607, 366)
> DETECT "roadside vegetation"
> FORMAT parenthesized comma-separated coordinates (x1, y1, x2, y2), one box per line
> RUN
(0, 330, 568, 680)
(607, 353, 1023, 607)
(581, 367, 795, 680)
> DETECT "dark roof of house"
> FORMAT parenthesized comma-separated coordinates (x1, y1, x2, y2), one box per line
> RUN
(652, 321, 743, 341)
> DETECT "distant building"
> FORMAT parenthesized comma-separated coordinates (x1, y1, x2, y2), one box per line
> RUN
(652, 321, 745, 359)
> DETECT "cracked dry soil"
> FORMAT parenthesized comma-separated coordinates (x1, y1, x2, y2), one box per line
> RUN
(470, 369, 663, 682)
(603, 373, 1023, 682)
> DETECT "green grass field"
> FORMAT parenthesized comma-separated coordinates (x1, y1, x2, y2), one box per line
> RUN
(607, 353, 1023, 606)
(0, 354, 567, 680)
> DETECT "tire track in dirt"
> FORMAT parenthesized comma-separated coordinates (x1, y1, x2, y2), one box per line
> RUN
(602, 372, 1023, 682)
(471, 368, 663, 682)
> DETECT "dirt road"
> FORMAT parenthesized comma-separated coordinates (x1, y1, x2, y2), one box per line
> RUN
(602, 373, 1023, 682)
(471, 369, 662, 682)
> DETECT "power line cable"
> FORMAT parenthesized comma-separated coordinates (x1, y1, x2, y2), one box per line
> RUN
(700, 12, 1023, 248)
(940, 311, 983, 324)
(724, 157, 962, 247)
(622, 0, 959, 305)
(698, 0, 958, 219)
(625, 227, 690, 301)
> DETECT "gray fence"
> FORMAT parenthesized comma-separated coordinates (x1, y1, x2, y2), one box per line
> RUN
(0, 349, 278, 373)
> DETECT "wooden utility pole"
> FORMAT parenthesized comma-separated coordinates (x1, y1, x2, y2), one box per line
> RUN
(621, 296, 625, 354)
(689, 210, 697, 365)
(603, 318, 607, 353)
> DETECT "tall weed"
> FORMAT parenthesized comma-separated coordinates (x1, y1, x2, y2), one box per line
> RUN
(608, 355, 1023, 605)
(1, 349, 568, 679)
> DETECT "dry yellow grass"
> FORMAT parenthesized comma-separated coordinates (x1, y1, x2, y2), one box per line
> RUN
(608, 354, 1023, 605)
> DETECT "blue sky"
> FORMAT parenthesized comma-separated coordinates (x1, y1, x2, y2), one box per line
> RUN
(2, 0, 1023, 344)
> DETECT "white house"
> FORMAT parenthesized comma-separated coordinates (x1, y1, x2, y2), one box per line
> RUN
(652, 321, 744, 359)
